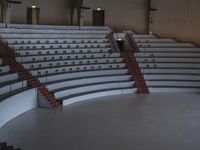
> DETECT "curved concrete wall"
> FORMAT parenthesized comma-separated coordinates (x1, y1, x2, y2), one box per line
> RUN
(0, 89, 38, 128)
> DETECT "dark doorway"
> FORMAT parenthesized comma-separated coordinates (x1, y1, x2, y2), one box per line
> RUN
(93, 9, 105, 26)
(27, 7, 40, 24)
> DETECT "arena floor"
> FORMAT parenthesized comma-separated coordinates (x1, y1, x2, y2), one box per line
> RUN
(1, 93, 200, 150)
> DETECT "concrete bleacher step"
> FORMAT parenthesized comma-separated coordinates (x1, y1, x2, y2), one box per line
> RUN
(15, 48, 112, 56)
(139, 63, 200, 69)
(137, 43, 195, 48)
(16, 53, 121, 63)
(139, 47, 200, 52)
(133, 34, 157, 39)
(1, 33, 108, 39)
(135, 52, 200, 58)
(137, 57, 200, 63)
(149, 87, 200, 93)
(144, 74, 200, 81)
(54, 81, 134, 99)
(7, 38, 109, 45)
(146, 81, 200, 88)
(10, 43, 110, 50)
(48, 75, 132, 91)
(141, 68, 200, 74)
(39, 69, 129, 83)
(55, 81, 134, 101)
(61, 88, 137, 106)
(135, 39, 176, 43)
(30, 63, 126, 76)
(22, 58, 123, 69)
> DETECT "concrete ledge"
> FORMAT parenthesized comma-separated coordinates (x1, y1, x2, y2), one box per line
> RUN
(0, 89, 38, 128)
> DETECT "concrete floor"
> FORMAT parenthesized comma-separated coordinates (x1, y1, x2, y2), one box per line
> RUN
(1, 93, 200, 150)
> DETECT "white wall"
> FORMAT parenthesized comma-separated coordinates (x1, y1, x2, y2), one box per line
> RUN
(0, 89, 38, 128)
(151, 0, 200, 45)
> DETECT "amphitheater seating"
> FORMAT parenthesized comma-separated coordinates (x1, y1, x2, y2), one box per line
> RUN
(131, 33, 200, 93)
(0, 24, 137, 107)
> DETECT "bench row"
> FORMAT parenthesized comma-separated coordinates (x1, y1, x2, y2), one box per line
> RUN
(1, 34, 108, 39)
(15, 48, 111, 56)
(10, 43, 110, 50)
(30, 63, 126, 76)
(7, 38, 108, 45)
(16, 53, 120, 63)
(0, 28, 110, 34)
(22, 58, 123, 70)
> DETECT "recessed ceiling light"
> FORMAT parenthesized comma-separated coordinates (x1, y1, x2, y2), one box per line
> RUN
(32, 5, 36, 8)
(97, 8, 101, 11)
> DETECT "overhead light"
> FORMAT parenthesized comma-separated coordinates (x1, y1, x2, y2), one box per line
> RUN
(97, 8, 101, 11)
(32, 5, 36, 8)
(117, 38, 122, 41)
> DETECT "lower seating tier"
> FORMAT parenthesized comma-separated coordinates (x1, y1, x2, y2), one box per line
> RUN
(62, 88, 137, 106)
(55, 81, 134, 100)
(29, 63, 125, 76)
(47, 75, 131, 91)
(39, 69, 129, 83)
(0, 80, 27, 101)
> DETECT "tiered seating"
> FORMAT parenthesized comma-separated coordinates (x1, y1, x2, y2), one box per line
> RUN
(0, 24, 136, 106)
(0, 58, 27, 100)
(132, 34, 200, 93)
(0, 142, 21, 150)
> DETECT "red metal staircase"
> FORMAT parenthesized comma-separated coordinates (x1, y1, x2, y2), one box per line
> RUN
(0, 38, 62, 109)
(107, 32, 149, 94)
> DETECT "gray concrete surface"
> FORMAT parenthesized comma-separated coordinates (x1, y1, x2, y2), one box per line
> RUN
(0, 93, 200, 150)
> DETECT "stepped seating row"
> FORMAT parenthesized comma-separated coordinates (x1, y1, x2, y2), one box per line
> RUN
(137, 43, 195, 48)
(139, 47, 200, 52)
(133, 34, 200, 92)
(1, 34, 107, 39)
(6, 38, 108, 45)
(10, 43, 110, 50)
(15, 48, 111, 56)
(15, 53, 119, 63)
(135, 38, 176, 43)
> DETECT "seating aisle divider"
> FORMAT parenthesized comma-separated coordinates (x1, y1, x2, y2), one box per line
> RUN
(107, 32, 149, 94)
(0, 38, 62, 109)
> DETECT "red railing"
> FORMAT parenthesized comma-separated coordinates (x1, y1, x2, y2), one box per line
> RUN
(106, 32, 120, 52)
(125, 32, 140, 52)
